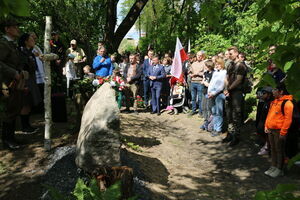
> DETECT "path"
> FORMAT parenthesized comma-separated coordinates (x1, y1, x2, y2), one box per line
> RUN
(120, 111, 300, 200)
(0, 111, 299, 200)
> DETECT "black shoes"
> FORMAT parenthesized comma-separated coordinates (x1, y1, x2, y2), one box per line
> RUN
(157, 113, 161, 116)
(21, 126, 38, 134)
(228, 136, 239, 147)
(3, 140, 20, 150)
(222, 134, 232, 143)
(222, 133, 239, 146)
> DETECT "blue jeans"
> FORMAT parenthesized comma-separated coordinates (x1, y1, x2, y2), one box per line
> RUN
(143, 79, 150, 106)
(212, 93, 225, 132)
(191, 82, 203, 113)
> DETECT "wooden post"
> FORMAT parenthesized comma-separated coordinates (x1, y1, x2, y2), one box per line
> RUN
(44, 16, 52, 150)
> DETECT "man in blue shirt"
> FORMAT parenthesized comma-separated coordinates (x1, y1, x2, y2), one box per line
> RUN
(92, 46, 113, 77)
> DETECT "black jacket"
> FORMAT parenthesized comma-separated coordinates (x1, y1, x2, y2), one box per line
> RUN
(123, 63, 142, 85)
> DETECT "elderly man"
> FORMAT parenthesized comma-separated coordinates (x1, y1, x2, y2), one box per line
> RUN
(188, 50, 206, 116)
(0, 18, 24, 149)
(66, 39, 86, 78)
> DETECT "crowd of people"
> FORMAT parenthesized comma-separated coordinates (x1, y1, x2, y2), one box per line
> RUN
(0, 18, 299, 179)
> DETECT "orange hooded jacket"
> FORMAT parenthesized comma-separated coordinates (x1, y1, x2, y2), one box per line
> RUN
(265, 95, 294, 136)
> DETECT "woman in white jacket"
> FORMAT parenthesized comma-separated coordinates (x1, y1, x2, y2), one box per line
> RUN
(207, 57, 227, 136)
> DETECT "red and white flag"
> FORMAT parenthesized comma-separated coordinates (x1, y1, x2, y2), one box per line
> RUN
(171, 37, 189, 79)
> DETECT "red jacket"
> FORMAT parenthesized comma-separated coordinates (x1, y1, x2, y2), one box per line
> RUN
(265, 95, 294, 136)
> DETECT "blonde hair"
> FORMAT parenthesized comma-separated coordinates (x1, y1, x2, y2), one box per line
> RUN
(215, 58, 225, 69)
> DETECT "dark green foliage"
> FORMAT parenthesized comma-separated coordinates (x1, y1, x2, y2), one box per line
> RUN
(254, 184, 300, 200)
(46, 178, 138, 200)
(0, 0, 30, 17)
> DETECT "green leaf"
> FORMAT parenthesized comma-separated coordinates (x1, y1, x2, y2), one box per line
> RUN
(284, 61, 294, 71)
(43, 184, 68, 200)
(102, 181, 122, 199)
(8, 0, 30, 16)
(255, 191, 267, 200)
(88, 178, 103, 199)
(287, 153, 300, 170)
(256, 73, 276, 88)
(276, 184, 298, 194)
(72, 178, 89, 200)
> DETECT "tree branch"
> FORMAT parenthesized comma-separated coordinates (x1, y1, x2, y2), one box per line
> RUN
(112, 0, 149, 52)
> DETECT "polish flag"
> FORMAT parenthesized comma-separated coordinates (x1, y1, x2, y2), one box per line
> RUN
(171, 37, 189, 79)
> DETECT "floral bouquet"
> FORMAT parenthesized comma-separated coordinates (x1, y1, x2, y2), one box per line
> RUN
(92, 76, 110, 88)
(136, 95, 144, 108)
(109, 76, 126, 91)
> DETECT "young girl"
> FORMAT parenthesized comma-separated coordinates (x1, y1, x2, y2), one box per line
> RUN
(64, 53, 77, 96)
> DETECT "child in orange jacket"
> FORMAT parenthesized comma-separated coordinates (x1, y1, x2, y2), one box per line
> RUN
(264, 84, 293, 178)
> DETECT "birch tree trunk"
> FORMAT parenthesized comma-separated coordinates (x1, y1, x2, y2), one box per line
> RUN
(44, 16, 52, 150)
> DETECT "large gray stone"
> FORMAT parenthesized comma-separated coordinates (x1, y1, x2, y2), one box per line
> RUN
(75, 83, 121, 173)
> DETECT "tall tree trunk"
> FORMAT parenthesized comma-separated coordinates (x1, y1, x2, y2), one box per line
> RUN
(105, 0, 149, 53)
(43, 16, 52, 151)
(104, 0, 118, 53)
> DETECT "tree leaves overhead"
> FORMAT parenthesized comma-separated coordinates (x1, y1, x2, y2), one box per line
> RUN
(0, 0, 30, 17)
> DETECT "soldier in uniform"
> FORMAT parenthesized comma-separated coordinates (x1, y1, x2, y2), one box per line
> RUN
(0, 18, 25, 149)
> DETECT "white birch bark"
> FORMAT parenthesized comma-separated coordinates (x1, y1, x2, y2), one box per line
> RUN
(43, 16, 52, 150)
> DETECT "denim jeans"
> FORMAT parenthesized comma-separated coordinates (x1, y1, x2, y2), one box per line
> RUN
(212, 93, 225, 132)
(143, 79, 150, 106)
(191, 82, 203, 113)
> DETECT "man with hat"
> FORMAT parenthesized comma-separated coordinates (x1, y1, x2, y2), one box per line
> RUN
(66, 39, 86, 78)
(255, 86, 274, 156)
(0, 18, 25, 149)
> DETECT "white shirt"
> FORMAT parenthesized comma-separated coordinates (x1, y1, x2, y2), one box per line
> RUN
(208, 69, 227, 96)
(65, 60, 77, 80)
(33, 45, 45, 84)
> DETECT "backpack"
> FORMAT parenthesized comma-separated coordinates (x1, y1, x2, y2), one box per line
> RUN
(242, 63, 253, 94)
(281, 99, 300, 158)
(281, 99, 300, 132)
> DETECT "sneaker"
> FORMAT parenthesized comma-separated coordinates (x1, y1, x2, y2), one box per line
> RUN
(264, 166, 276, 176)
(258, 147, 268, 155)
(21, 127, 38, 134)
(211, 131, 221, 137)
(3, 140, 20, 150)
(188, 111, 196, 116)
(268, 168, 284, 178)
(200, 124, 206, 130)
(294, 161, 300, 166)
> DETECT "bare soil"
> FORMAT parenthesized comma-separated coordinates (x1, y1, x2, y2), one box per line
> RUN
(0, 110, 299, 200)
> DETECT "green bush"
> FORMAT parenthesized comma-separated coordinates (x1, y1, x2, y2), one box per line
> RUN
(255, 184, 300, 200)
(46, 178, 138, 200)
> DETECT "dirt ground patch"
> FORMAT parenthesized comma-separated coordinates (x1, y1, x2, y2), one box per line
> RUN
(0, 111, 299, 200)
